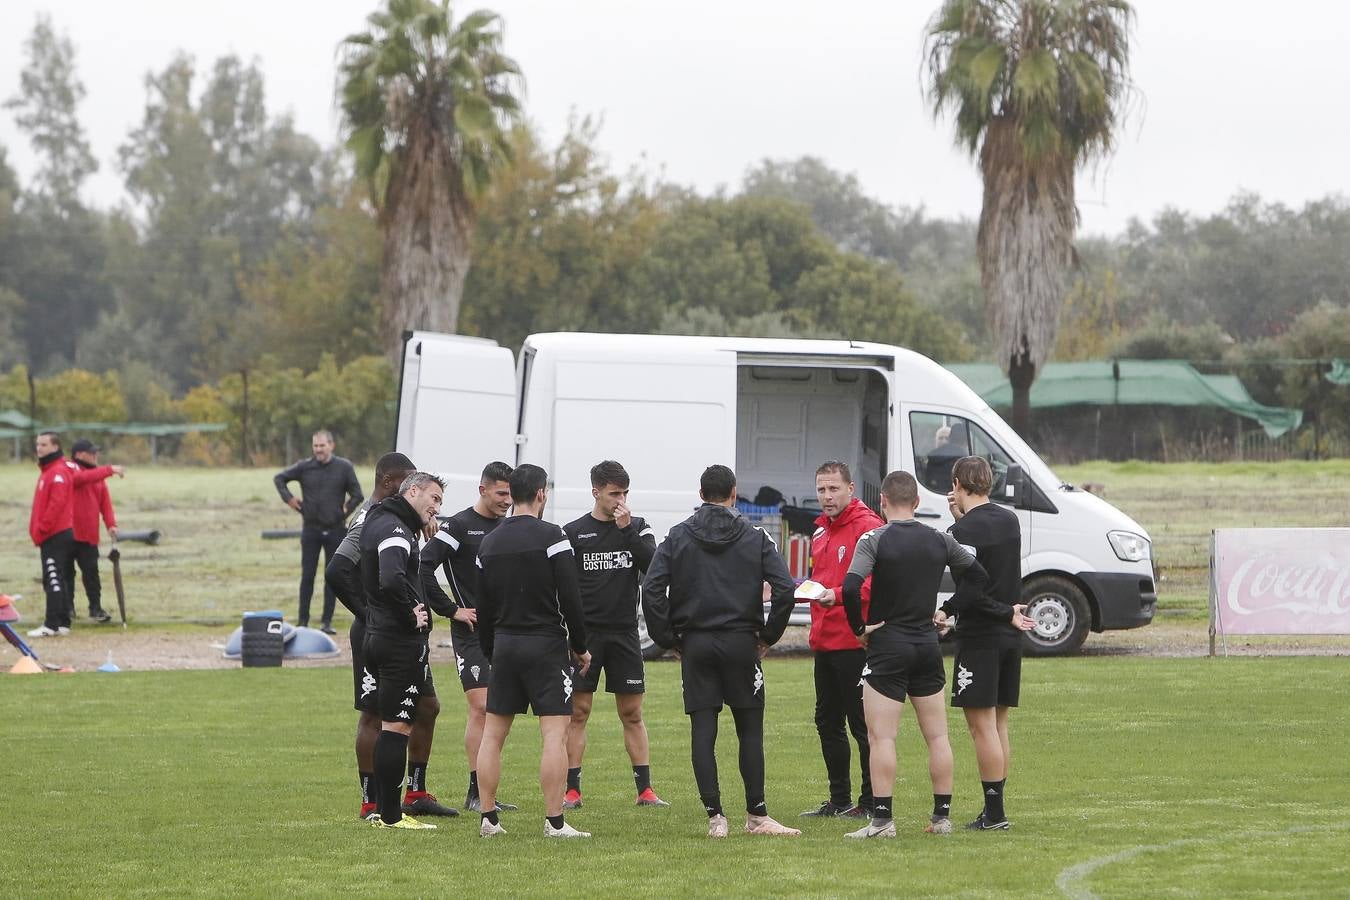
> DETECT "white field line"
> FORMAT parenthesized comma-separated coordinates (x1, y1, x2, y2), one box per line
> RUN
(1056, 822, 1350, 899)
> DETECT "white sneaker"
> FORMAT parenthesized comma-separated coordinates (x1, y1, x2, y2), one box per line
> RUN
(544, 820, 591, 838)
(479, 818, 506, 837)
(924, 816, 953, 835)
(846, 820, 897, 839)
(707, 814, 729, 838)
(745, 815, 801, 836)
(57, 626, 71, 636)
(27, 626, 58, 637)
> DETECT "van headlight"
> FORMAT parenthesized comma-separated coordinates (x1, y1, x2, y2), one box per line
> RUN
(1108, 531, 1150, 562)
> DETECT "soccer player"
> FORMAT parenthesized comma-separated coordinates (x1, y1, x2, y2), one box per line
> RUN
(326, 453, 456, 821)
(562, 460, 668, 810)
(359, 471, 444, 829)
(799, 460, 884, 819)
(473, 464, 592, 839)
(418, 461, 519, 814)
(935, 456, 1036, 831)
(839, 470, 992, 839)
(641, 464, 799, 838)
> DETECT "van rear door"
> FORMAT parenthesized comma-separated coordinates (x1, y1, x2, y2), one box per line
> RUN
(543, 347, 736, 536)
(395, 332, 518, 500)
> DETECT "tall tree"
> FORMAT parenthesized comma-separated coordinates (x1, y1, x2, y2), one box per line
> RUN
(924, 0, 1133, 432)
(338, 0, 523, 359)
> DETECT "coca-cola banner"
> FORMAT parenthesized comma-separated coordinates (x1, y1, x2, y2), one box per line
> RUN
(1212, 529, 1350, 635)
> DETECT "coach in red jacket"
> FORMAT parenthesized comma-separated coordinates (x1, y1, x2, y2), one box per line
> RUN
(71, 439, 120, 623)
(799, 460, 885, 819)
(29, 432, 123, 637)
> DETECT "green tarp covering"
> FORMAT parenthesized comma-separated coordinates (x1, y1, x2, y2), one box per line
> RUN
(945, 360, 1304, 438)
(0, 415, 226, 441)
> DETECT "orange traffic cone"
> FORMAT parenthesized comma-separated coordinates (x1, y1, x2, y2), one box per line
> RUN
(9, 656, 43, 674)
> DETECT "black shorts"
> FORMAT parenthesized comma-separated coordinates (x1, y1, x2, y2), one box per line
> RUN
(325, 554, 365, 619)
(951, 643, 1022, 708)
(350, 617, 377, 713)
(679, 630, 764, 714)
(486, 633, 575, 717)
(863, 632, 945, 703)
(363, 631, 436, 723)
(574, 629, 645, 695)
(452, 624, 491, 692)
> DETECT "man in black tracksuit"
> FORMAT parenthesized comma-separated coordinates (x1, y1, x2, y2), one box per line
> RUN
(935, 456, 1035, 831)
(473, 464, 592, 839)
(840, 470, 991, 839)
(274, 429, 364, 632)
(641, 464, 798, 839)
(561, 460, 667, 810)
(360, 471, 444, 829)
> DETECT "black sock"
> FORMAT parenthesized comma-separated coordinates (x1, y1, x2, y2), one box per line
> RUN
(702, 797, 724, 818)
(871, 796, 892, 824)
(468, 770, 479, 798)
(374, 731, 410, 824)
(482, 808, 499, 826)
(359, 771, 375, 805)
(982, 779, 1006, 822)
(406, 760, 427, 794)
(633, 764, 651, 793)
(567, 766, 581, 792)
(546, 814, 565, 830)
(933, 793, 952, 818)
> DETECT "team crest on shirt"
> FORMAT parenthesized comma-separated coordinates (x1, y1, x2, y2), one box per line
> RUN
(956, 664, 973, 694)
(837, 545, 846, 563)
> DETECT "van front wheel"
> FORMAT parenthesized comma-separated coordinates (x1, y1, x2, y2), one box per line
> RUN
(1020, 576, 1090, 657)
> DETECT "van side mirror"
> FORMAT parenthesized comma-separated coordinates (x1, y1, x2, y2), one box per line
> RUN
(1003, 464, 1025, 506)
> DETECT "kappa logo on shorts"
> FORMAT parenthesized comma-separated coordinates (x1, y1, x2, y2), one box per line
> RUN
(561, 668, 574, 702)
(406, 685, 419, 695)
(397, 710, 410, 720)
(471, 664, 481, 681)
(455, 654, 465, 675)
(626, 679, 643, 685)
(360, 668, 376, 698)
(752, 663, 764, 695)
(401, 697, 414, 707)
(956, 664, 973, 695)
(859, 663, 871, 687)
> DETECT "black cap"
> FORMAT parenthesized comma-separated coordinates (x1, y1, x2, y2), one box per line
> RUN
(71, 439, 100, 454)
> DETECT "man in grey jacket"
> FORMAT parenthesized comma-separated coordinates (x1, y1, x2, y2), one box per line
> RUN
(274, 430, 364, 632)
(642, 464, 798, 839)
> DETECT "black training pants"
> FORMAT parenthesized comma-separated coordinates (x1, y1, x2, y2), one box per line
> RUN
(690, 706, 766, 816)
(39, 529, 76, 630)
(298, 527, 344, 625)
(73, 541, 103, 613)
(813, 648, 872, 808)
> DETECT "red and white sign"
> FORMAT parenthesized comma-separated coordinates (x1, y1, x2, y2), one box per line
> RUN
(1212, 528, 1350, 635)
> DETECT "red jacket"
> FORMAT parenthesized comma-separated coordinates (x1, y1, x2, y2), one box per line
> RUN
(72, 460, 117, 544)
(808, 497, 885, 652)
(30, 456, 114, 546)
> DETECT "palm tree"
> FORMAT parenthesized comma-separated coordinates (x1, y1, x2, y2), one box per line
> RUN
(924, 0, 1132, 432)
(338, 0, 522, 359)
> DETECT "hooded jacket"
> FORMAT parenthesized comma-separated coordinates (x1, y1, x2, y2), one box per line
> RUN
(641, 503, 795, 649)
(808, 497, 885, 652)
(359, 494, 431, 638)
(31, 453, 116, 546)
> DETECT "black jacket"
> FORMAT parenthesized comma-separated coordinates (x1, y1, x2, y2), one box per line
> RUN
(359, 495, 429, 639)
(274, 455, 364, 530)
(476, 515, 587, 659)
(641, 503, 795, 649)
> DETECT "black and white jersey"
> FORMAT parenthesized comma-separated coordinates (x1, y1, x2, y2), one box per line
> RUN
(359, 494, 430, 640)
(842, 519, 989, 643)
(943, 503, 1023, 647)
(475, 515, 587, 659)
(563, 513, 657, 632)
(419, 506, 502, 633)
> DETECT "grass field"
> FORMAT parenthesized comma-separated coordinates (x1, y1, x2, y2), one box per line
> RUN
(3, 655, 1348, 897)
(4, 460, 1350, 626)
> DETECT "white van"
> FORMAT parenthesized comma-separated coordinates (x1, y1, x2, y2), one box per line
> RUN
(395, 330, 1156, 656)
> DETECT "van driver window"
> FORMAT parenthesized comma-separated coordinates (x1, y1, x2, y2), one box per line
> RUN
(910, 412, 1014, 500)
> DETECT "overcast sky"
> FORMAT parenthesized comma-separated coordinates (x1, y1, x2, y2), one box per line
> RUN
(3, 0, 1348, 236)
